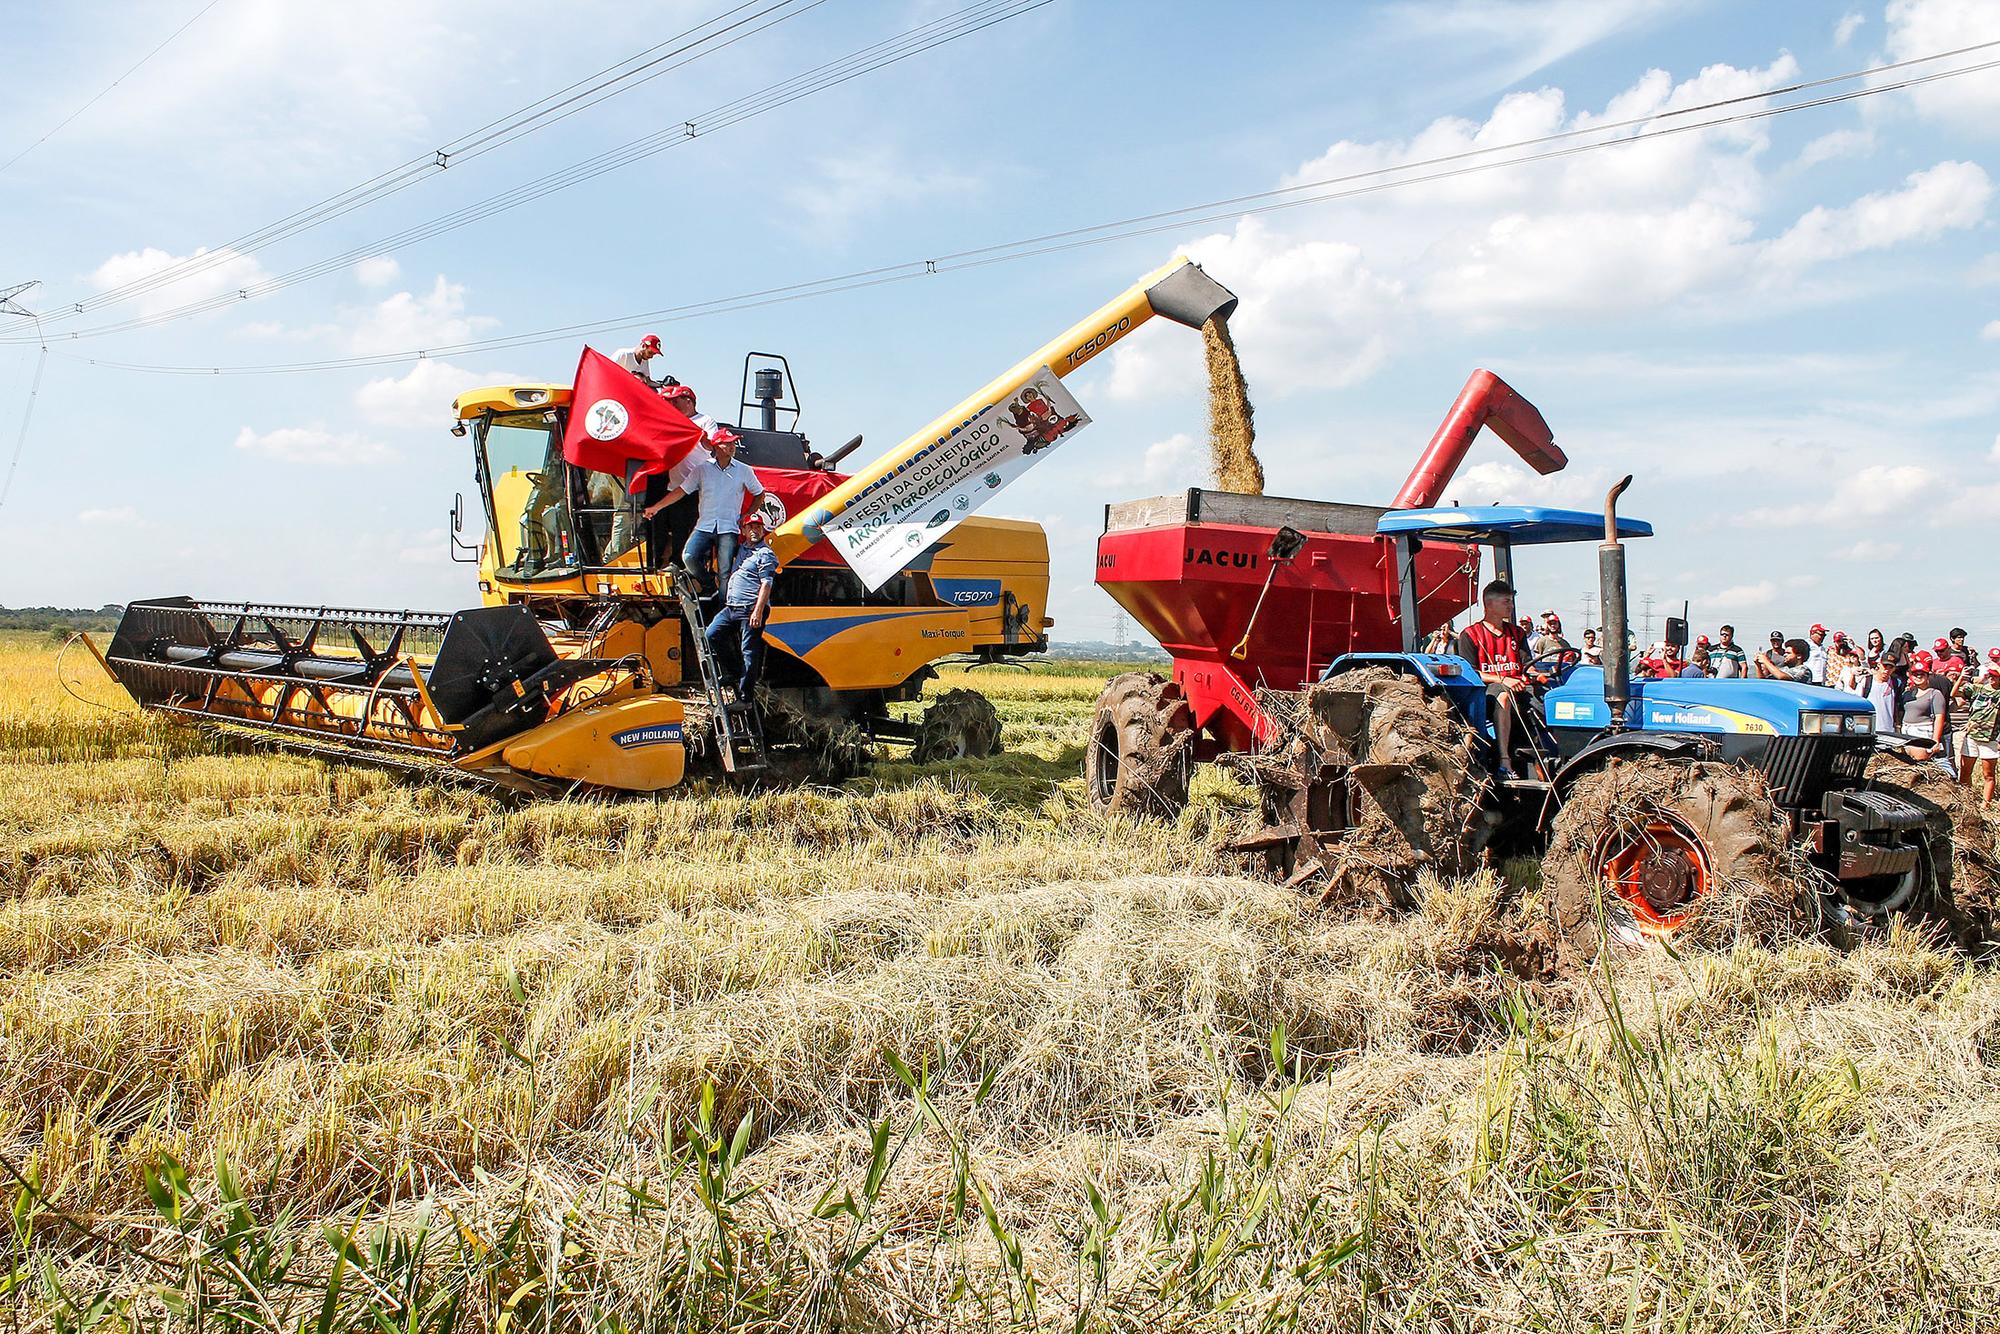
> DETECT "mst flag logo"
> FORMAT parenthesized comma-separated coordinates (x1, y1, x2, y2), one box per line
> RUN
(561, 347, 705, 490)
(583, 399, 630, 441)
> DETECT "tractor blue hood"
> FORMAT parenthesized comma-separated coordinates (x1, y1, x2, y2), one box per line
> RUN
(1543, 666, 1871, 734)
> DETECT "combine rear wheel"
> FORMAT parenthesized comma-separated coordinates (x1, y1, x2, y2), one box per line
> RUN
(1544, 757, 1798, 969)
(912, 689, 1002, 764)
(1086, 673, 1195, 818)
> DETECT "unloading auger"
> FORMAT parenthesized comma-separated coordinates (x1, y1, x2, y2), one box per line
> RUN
(92, 258, 1239, 795)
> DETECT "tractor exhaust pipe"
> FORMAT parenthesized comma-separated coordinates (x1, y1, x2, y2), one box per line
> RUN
(1599, 475, 1634, 732)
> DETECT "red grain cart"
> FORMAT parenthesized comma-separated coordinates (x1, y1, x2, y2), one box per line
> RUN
(1086, 370, 1565, 813)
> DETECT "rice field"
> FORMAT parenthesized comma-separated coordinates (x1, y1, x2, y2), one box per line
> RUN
(3, 629, 2000, 1331)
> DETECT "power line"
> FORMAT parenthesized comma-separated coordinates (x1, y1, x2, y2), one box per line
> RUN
(13, 0, 1046, 345)
(0, 0, 225, 176)
(52, 0, 819, 319)
(52, 42, 2000, 377)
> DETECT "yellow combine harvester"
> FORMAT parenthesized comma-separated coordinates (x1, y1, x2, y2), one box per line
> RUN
(97, 258, 1237, 793)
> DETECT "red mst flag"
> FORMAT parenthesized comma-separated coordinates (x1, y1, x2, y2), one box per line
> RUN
(561, 347, 705, 489)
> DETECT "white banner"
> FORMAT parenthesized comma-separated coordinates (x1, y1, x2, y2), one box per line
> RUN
(817, 368, 1090, 590)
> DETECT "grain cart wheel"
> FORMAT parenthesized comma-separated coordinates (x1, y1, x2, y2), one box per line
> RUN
(1086, 673, 1195, 818)
(1237, 667, 1496, 908)
(912, 689, 1002, 764)
(1865, 752, 2000, 944)
(1544, 757, 1800, 970)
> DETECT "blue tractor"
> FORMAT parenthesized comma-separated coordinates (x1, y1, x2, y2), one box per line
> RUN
(1240, 478, 1955, 960)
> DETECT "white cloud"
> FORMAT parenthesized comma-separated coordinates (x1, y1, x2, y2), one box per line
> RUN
(76, 506, 136, 524)
(1766, 162, 1992, 269)
(1104, 219, 1402, 401)
(1846, 538, 1904, 560)
(1794, 128, 1874, 168)
(344, 276, 495, 355)
(1142, 432, 1201, 486)
(355, 358, 518, 430)
(1992, 432, 2000, 461)
(355, 256, 401, 288)
(1983, 319, 2000, 340)
(233, 425, 393, 466)
(779, 148, 980, 238)
(1884, 0, 2000, 134)
(1375, 1, 1678, 97)
(1710, 581, 1778, 610)
(89, 245, 271, 319)
(1739, 463, 1935, 526)
(1834, 11, 1865, 45)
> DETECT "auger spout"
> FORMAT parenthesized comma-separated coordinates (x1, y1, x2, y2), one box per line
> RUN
(769, 256, 1237, 566)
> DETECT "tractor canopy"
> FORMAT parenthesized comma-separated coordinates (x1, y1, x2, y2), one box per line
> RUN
(1376, 506, 1653, 545)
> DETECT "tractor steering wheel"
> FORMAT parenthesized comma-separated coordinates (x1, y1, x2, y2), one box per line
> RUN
(1524, 646, 1580, 687)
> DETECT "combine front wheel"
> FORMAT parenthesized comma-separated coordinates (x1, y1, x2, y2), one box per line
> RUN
(912, 689, 1002, 764)
(1085, 673, 1195, 818)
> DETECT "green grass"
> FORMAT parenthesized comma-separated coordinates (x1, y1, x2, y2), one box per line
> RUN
(3, 632, 1999, 1331)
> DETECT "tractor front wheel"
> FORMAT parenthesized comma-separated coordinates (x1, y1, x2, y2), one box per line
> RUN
(1544, 757, 1798, 969)
(1085, 673, 1195, 818)
(912, 689, 1002, 764)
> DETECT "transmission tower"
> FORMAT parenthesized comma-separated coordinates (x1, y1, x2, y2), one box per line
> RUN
(1639, 594, 1657, 644)
(1113, 612, 1128, 650)
(1580, 590, 1596, 631)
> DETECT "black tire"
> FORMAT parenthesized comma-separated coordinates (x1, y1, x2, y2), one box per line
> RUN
(1544, 757, 1803, 970)
(1085, 673, 1195, 818)
(756, 688, 872, 784)
(1865, 752, 2000, 945)
(912, 689, 1002, 764)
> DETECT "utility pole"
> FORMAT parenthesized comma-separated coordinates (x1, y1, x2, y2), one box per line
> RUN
(0, 280, 46, 515)
(1639, 593, 1656, 645)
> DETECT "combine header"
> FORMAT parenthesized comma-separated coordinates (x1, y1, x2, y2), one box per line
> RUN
(98, 258, 1238, 795)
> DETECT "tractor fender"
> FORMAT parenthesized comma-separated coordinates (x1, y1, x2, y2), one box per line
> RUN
(1552, 730, 1720, 796)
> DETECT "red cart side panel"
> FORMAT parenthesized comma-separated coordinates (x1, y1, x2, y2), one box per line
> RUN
(1096, 522, 1477, 751)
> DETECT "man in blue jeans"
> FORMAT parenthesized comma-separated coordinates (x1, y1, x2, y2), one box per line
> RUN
(641, 427, 763, 598)
(705, 511, 777, 700)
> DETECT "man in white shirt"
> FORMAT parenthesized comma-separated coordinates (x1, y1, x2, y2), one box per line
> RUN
(660, 383, 719, 436)
(643, 427, 764, 597)
(612, 333, 673, 390)
(1805, 623, 1830, 685)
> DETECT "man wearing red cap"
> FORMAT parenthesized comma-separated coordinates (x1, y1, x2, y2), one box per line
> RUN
(1805, 624, 1829, 685)
(643, 427, 764, 599)
(612, 334, 675, 390)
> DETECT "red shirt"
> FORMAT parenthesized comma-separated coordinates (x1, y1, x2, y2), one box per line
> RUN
(1457, 619, 1530, 677)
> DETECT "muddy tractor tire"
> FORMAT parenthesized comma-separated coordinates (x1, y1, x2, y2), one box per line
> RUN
(1543, 757, 1802, 969)
(1241, 667, 1495, 909)
(912, 689, 1002, 764)
(1865, 751, 2000, 943)
(1086, 673, 1196, 818)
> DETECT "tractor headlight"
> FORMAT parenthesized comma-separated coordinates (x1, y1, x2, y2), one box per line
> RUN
(1800, 710, 1870, 735)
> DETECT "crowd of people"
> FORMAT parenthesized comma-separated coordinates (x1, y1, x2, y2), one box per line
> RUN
(1519, 608, 2000, 803)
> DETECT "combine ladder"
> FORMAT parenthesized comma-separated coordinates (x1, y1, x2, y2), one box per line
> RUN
(672, 573, 768, 775)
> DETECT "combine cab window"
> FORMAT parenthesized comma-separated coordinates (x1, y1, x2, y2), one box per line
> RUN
(477, 412, 575, 575)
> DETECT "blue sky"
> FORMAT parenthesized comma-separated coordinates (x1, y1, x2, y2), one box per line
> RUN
(3, 0, 1999, 649)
